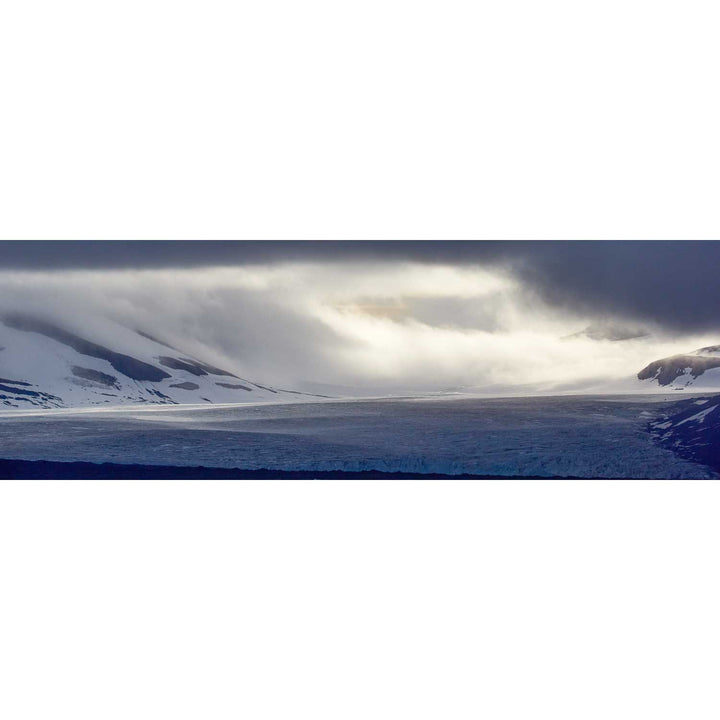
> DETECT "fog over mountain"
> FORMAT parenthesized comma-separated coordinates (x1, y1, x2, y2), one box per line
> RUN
(1, 241, 719, 396)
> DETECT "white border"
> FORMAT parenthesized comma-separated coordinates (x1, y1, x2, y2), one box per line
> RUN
(2, 1, 720, 717)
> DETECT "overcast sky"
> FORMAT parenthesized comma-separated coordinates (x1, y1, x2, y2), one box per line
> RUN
(1, 240, 718, 391)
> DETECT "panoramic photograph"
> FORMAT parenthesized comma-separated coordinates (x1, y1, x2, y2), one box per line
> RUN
(1, 239, 719, 479)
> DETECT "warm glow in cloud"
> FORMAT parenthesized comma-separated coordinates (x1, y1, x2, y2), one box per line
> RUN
(1, 261, 718, 393)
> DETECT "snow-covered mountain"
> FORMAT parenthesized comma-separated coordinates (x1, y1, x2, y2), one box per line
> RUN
(562, 320, 649, 342)
(637, 344, 720, 391)
(0, 313, 326, 411)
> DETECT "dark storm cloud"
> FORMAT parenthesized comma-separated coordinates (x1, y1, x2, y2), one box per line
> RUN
(2, 240, 719, 332)
(508, 242, 720, 333)
(0, 240, 497, 270)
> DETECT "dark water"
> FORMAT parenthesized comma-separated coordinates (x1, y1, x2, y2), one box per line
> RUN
(0, 395, 715, 478)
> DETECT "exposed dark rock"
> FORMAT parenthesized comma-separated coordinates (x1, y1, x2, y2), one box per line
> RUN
(564, 321, 649, 342)
(71, 366, 119, 387)
(0, 378, 32, 386)
(158, 356, 208, 376)
(0, 384, 64, 406)
(0, 383, 44, 397)
(250, 383, 277, 393)
(170, 382, 200, 390)
(158, 355, 239, 378)
(215, 382, 252, 391)
(136, 330, 182, 352)
(271, 388, 332, 398)
(148, 389, 176, 402)
(637, 355, 720, 386)
(180, 358, 237, 377)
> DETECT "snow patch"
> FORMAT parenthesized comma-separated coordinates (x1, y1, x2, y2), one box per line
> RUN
(674, 405, 718, 426)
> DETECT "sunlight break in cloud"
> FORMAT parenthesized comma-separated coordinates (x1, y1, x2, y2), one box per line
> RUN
(1, 257, 718, 393)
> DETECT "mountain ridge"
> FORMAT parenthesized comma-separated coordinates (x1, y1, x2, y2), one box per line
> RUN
(0, 312, 326, 410)
(637, 344, 720, 390)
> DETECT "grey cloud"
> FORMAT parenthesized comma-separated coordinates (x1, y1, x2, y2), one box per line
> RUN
(403, 296, 507, 332)
(2, 240, 719, 333)
(508, 242, 720, 334)
(167, 287, 359, 385)
(6, 260, 422, 388)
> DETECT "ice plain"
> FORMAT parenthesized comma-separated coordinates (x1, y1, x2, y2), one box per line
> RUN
(0, 394, 716, 478)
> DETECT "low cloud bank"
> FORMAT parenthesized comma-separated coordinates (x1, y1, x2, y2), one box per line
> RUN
(1, 260, 718, 392)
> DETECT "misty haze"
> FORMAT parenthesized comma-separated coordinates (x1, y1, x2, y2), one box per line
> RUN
(1, 240, 719, 479)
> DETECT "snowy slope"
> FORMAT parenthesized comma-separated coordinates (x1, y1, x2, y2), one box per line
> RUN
(0, 313, 325, 410)
(637, 344, 720, 391)
(648, 394, 720, 472)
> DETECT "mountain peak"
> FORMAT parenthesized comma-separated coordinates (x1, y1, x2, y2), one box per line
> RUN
(637, 345, 720, 389)
(563, 321, 649, 342)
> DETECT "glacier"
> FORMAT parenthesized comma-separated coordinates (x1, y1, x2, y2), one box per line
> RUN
(1, 395, 717, 479)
